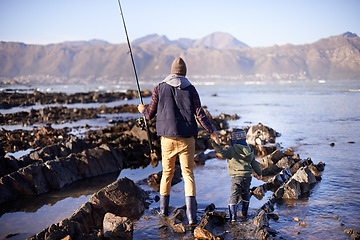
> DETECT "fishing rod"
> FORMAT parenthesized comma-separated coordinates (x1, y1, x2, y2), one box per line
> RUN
(116, 0, 154, 155)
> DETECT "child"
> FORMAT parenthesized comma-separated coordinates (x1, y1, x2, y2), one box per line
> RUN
(212, 128, 262, 222)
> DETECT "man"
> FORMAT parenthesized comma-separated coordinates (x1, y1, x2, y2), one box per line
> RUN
(138, 57, 219, 225)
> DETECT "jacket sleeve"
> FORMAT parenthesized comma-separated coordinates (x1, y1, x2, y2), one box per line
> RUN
(192, 87, 214, 134)
(143, 85, 159, 120)
(251, 155, 262, 176)
(211, 142, 232, 159)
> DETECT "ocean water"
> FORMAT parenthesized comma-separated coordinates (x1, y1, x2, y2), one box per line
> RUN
(0, 80, 359, 239)
(195, 80, 360, 239)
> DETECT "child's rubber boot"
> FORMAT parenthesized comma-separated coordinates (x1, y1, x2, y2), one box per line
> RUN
(228, 204, 237, 222)
(239, 200, 249, 219)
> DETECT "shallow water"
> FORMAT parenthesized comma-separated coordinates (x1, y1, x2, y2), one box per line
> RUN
(1, 80, 359, 239)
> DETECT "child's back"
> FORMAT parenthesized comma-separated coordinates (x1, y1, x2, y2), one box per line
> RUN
(212, 128, 262, 222)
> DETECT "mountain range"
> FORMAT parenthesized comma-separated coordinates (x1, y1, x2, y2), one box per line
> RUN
(0, 31, 359, 85)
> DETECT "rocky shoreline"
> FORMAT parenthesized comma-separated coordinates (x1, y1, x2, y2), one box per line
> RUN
(16, 123, 331, 240)
(0, 90, 152, 109)
(1, 91, 358, 239)
(0, 102, 234, 205)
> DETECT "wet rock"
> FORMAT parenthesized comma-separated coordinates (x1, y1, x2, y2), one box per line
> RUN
(263, 167, 293, 191)
(194, 227, 217, 240)
(103, 212, 133, 239)
(267, 213, 279, 220)
(261, 165, 283, 177)
(0, 104, 143, 126)
(253, 210, 269, 228)
(0, 155, 20, 177)
(274, 165, 317, 200)
(88, 177, 149, 227)
(30, 178, 148, 239)
(195, 150, 217, 165)
(84, 120, 161, 169)
(198, 212, 215, 233)
(252, 185, 265, 200)
(0, 142, 125, 204)
(290, 161, 302, 175)
(138, 164, 182, 191)
(197, 208, 227, 234)
(315, 161, 326, 172)
(293, 166, 317, 184)
(299, 221, 307, 227)
(274, 178, 301, 200)
(211, 113, 240, 130)
(0, 127, 69, 156)
(22, 136, 84, 172)
(308, 163, 322, 181)
(253, 210, 278, 239)
(170, 221, 186, 234)
(0, 90, 152, 109)
(201, 109, 231, 131)
(207, 211, 227, 225)
(29, 218, 83, 240)
(68, 202, 95, 234)
(72, 146, 120, 179)
(283, 147, 294, 156)
(196, 130, 214, 150)
(205, 203, 216, 212)
(0, 178, 16, 204)
(171, 208, 186, 222)
(344, 228, 360, 240)
(99, 144, 125, 170)
(6, 164, 45, 196)
(275, 156, 294, 169)
(246, 123, 280, 146)
(260, 199, 276, 213)
(259, 149, 285, 169)
(43, 158, 80, 190)
(254, 227, 271, 240)
(0, 142, 5, 157)
(128, 124, 150, 142)
(3, 233, 21, 238)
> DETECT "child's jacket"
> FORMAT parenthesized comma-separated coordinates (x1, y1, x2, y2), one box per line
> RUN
(212, 142, 262, 178)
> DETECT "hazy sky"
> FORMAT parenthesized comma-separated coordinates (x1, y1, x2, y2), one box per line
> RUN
(1, 0, 359, 47)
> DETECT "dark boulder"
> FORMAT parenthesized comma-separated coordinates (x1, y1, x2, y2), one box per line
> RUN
(88, 177, 149, 227)
(29, 177, 148, 239)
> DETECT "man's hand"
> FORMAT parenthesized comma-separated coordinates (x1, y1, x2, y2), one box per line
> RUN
(138, 104, 145, 114)
(210, 132, 220, 145)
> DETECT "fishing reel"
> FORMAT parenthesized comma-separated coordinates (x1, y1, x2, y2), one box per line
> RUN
(136, 117, 146, 130)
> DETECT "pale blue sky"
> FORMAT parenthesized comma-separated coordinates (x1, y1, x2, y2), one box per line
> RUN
(1, 0, 359, 47)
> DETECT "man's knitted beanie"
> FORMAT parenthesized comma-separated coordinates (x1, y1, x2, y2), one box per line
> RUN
(231, 128, 247, 141)
(171, 57, 187, 76)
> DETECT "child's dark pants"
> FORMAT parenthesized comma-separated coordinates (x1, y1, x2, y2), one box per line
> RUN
(230, 176, 251, 205)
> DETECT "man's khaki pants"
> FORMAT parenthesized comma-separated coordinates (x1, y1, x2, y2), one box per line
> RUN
(160, 136, 196, 197)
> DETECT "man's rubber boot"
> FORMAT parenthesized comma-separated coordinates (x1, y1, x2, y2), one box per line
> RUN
(185, 196, 197, 225)
(160, 195, 170, 216)
(228, 204, 237, 222)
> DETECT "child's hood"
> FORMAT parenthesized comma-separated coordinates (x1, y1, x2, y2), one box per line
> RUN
(233, 144, 253, 160)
